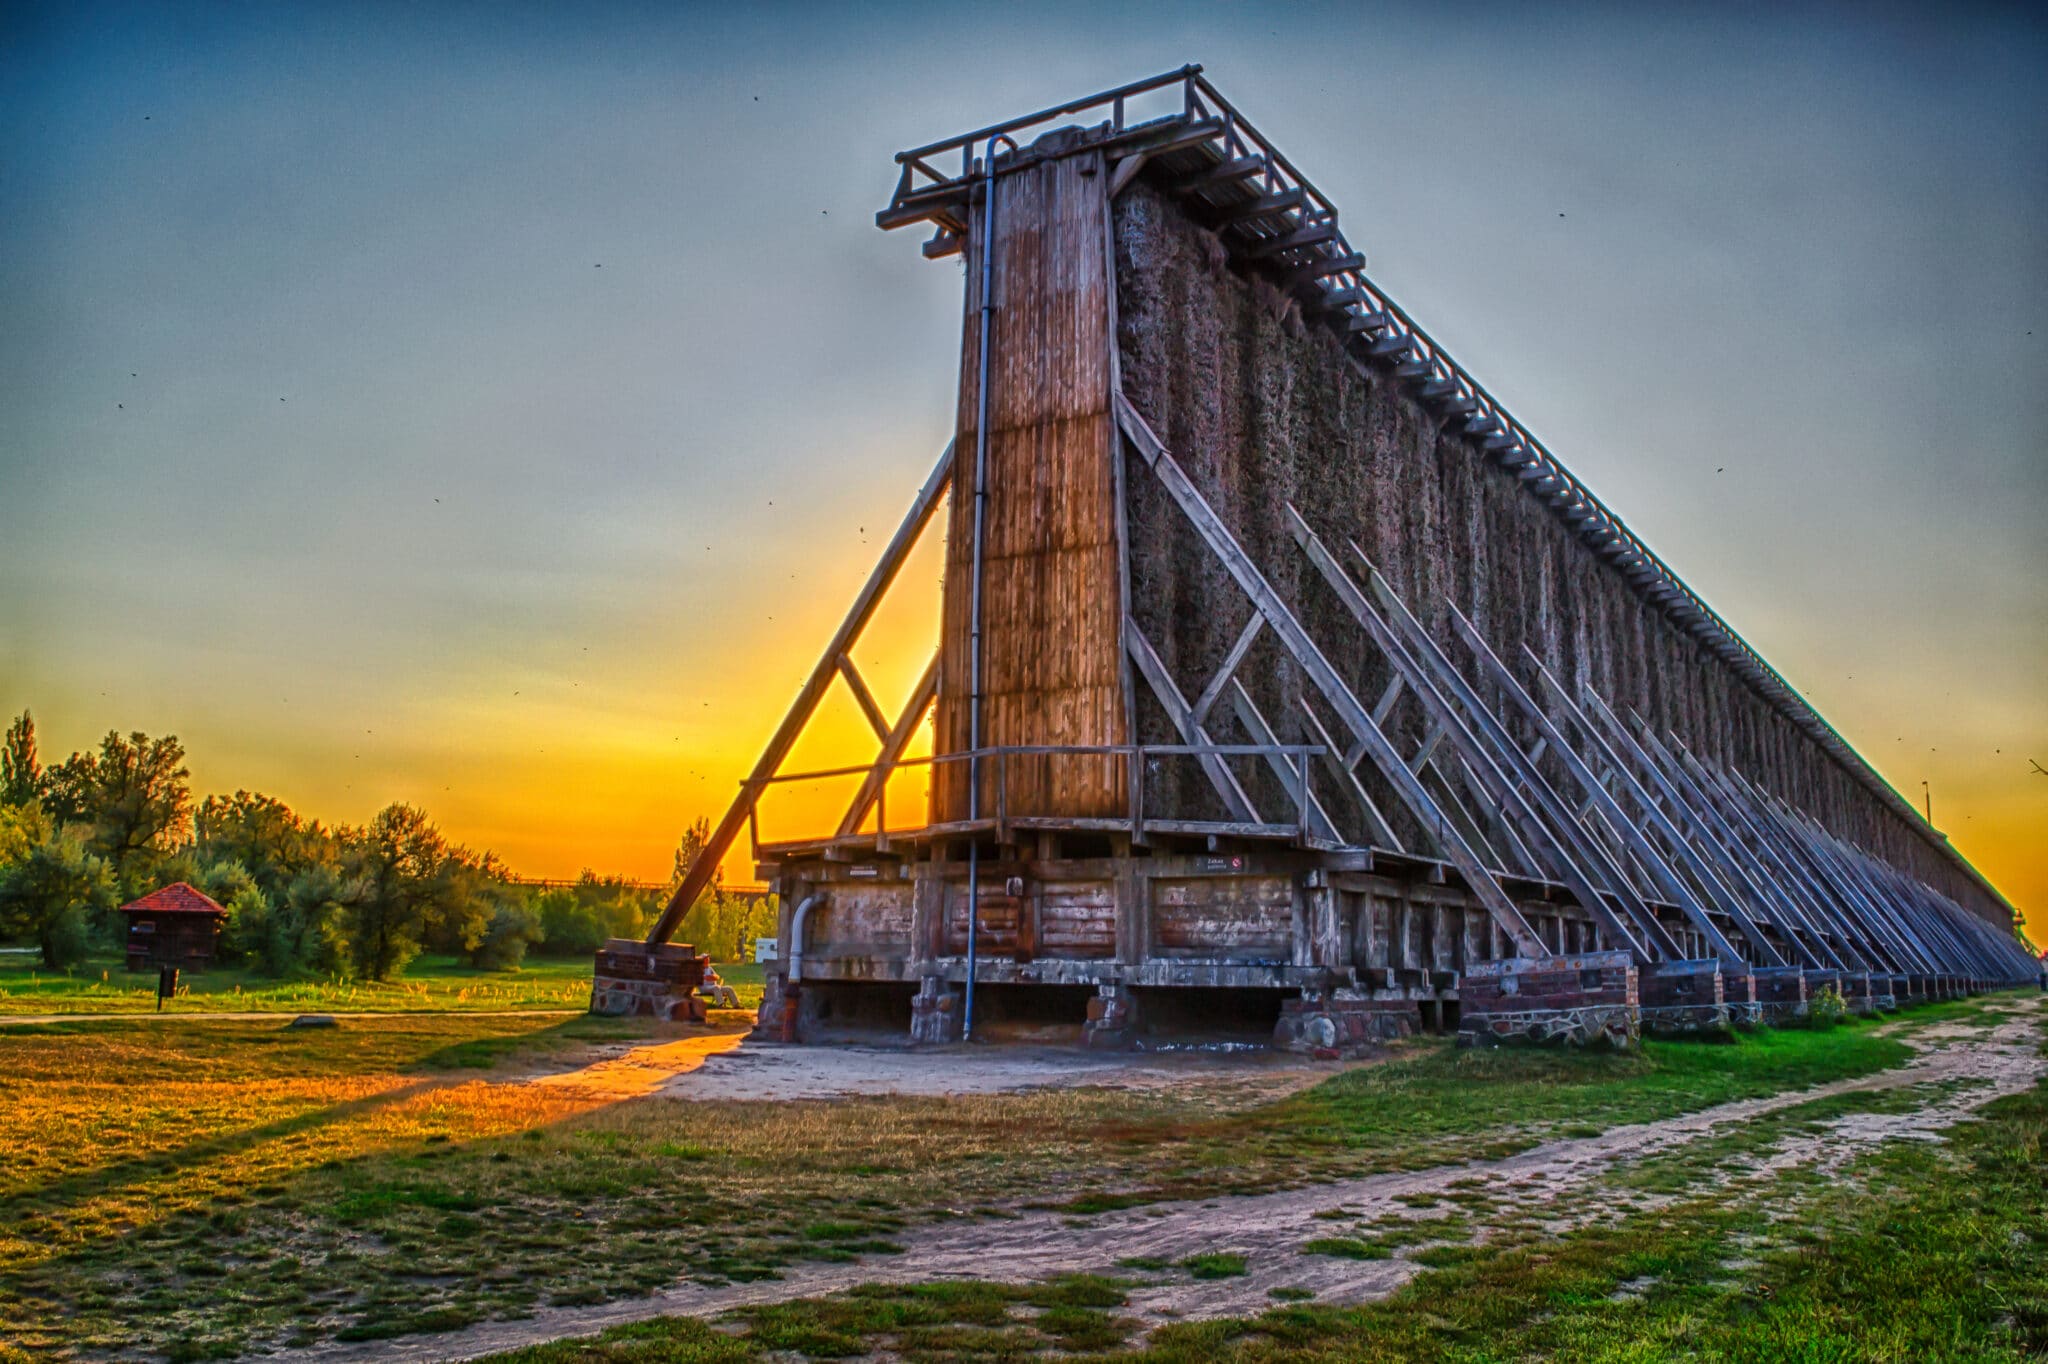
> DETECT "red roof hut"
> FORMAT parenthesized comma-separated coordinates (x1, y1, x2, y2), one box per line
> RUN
(120, 882, 228, 972)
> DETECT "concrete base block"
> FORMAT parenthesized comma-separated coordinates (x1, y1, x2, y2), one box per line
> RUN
(1083, 982, 1140, 1050)
(1457, 951, 1638, 1048)
(909, 977, 962, 1045)
(1722, 971, 1763, 1028)
(1639, 959, 1730, 1036)
(1274, 989, 1421, 1057)
(1750, 966, 1807, 1026)
(751, 973, 798, 1042)
(590, 940, 710, 1021)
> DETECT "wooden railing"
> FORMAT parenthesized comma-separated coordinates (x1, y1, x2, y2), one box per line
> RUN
(746, 742, 1328, 856)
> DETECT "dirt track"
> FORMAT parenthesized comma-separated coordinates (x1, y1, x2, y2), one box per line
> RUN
(281, 997, 2046, 1364)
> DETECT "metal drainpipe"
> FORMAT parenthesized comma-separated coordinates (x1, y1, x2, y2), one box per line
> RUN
(784, 893, 821, 986)
(965, 133, 1016, 1044)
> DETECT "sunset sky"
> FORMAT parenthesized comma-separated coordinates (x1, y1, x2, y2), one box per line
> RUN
(3, 3, 2042, 941)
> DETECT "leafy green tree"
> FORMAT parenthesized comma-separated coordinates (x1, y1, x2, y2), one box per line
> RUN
(469, 900, 542, 971)
(41, 731, 193, 896)
(329, 804, 446, 981)
(0, 814, 116, 966)
(0, 800, 39, 868)
(315, 805, 508, 981)
(216, 884, 273, 967)
(1, 711, 39, 806)
(667, 816, 720, 897)
(674, 890, 779, 962)
(533, 888, 607, 955)
(264, 865, 351, 978)
(196, 790, 330, 901)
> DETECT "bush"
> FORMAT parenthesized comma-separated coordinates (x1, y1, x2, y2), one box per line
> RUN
(42, 901, 96, 969)
(534, 890, 610, 956)
(470, 901, 542, 971)
(216, 885, 271, 966)
(1805, 983, 1848, 1030)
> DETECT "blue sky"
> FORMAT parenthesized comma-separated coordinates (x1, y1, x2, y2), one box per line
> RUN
(2, 1, 2043, 930)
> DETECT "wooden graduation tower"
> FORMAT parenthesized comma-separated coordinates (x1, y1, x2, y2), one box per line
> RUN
(594, 67, 2037, 1046)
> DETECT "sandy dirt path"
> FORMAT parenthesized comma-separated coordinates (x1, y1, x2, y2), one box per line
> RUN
(522, 1032, 1331, 1102)
(279, 998, 2045, 1364)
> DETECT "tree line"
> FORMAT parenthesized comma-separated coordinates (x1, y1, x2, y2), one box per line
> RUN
(0, 710, 775, 975)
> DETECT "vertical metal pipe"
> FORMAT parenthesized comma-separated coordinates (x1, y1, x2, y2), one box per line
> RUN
(964, 133, 1015, 1043)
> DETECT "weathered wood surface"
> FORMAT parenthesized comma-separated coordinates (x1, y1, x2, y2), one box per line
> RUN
(1111, 179, 2009, 928)
(934, 148, 1127, 821)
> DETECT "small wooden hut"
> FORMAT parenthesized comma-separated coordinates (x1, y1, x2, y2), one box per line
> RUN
(120, 882, 228, 972)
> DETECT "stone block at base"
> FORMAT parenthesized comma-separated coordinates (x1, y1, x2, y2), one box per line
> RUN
(750, 972, 799, 1041)
(1457, 951, 1638, 1048)
(1274, 990, 1421, 1057)
(590, 939, 710, 1021)
(1748, 966, 1808, 1026)
(1083, 983, 1140, 1050)
(1639, 959, 1730, 1036)
(910, 977, 962, 1045)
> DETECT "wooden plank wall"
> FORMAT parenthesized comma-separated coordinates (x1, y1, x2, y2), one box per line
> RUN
(932, 146, 1128, 821)
(1111, 181, 2012, 929)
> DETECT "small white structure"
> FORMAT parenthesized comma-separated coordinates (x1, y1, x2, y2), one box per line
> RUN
(753, 937, 778, 964)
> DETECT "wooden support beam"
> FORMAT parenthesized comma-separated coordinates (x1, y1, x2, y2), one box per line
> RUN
(1175, 154, 1264, 192)
(835, 654, 893, 743)
(1217, 187, 1307, 224)
(1446, 606, 1751, 968)
(1246, 222, 1338, 258)
(1189, 614, 1265, 731)
(646, 442, 955, 947)
(833, 654, 941, 840)
(1284, 252, 1364, 287)
(1125, 620, 1260, 825)
(1108, 153, 1149, 197)
(1116, 392, 1548, 959)
(1298, 695, 1404, 851)
(1288, 515, 1664, 965)
(1227, 680, 1338, 844)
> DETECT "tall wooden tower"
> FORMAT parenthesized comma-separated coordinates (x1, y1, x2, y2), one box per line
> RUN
(593, 67, 2037, 1046)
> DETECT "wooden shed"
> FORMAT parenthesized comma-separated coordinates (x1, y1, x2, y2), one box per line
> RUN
(120, 882, 228, 972)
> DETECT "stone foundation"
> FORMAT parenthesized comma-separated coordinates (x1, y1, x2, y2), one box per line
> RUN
(751, 972, 799, 1041)
(910, 977, 963, 1045)
(1749, 966, 1807, 1025)
(589, 939, 710, 1021)
(1722, 971, 1762, 1027)
(1274, 989, 1422, 1058)
(1457, 951, 1637, 1048)
(1638, 959, 1730, 1036)
(1082, 983, 1140, 1050)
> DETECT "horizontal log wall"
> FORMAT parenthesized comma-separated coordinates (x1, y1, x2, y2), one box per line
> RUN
(1112, 181, 2009, 928)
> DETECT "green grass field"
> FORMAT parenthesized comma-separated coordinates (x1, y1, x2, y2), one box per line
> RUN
(499, 1062, 2048, 1362)
(4, 997, 2012, 1361)
(0, 952, 767, 1016)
